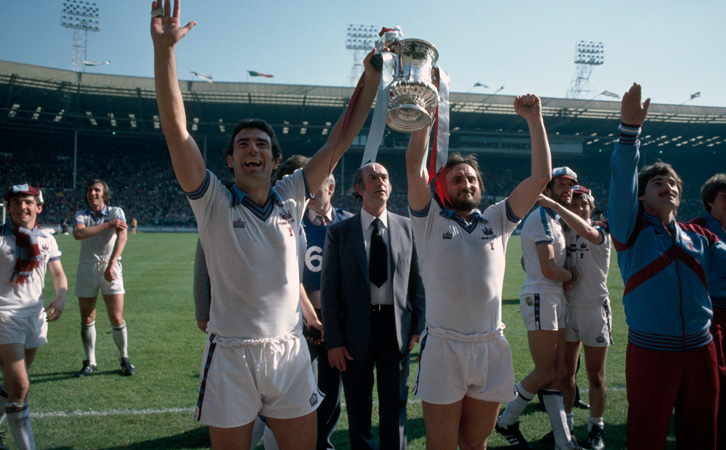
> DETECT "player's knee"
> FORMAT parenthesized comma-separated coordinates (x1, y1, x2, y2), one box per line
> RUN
(6, 378, 30, 402)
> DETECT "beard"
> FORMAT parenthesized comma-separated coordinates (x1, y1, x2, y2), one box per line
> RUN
(449, 191, 481, 211)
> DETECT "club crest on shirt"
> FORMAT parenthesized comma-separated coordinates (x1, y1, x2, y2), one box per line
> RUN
(232, 218, 246, 229)
(480, 227, 497, 242)
(279, 209, 293, 223)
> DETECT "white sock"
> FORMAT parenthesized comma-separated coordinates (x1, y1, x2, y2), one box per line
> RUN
(499, 382, 534, 427)
(541, 389, 572, 449)
(6, 402, 35, 450)
(112, 322, 128, 359)
(0, 384, 7, 424)
(588, 416, 604, 432)
(81, 322, 97, 365)
(566, 411, 574, 430)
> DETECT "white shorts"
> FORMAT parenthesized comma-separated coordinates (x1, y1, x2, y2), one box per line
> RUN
(413, 324, 516, 405)
(75, 261, 125, 297)
(193, 332, 320, 428)
(520, 292, 566, 331)
(565, 299, 614, 347)
(0, 310, 48, 348)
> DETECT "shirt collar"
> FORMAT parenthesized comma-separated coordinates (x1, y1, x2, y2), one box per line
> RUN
(308, 206, 334, 224)
(361, 208, 389, 230)
(440, 207, 488, 225)
(88, 205, 109, 218)
(230, 184, 282, 207)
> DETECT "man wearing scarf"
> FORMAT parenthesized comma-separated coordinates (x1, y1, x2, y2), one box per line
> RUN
(0, 184, 68, 450)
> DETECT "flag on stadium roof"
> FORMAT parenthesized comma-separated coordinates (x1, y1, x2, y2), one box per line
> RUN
(82, 60, 110, 66)
(600, 90, 620, 98)
(691, 91, 701, 100)
(248, 71, 274, 78)
(190, 70, 213, 83)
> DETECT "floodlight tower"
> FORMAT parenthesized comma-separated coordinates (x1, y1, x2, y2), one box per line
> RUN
(345, 25, 378, 86)
(61, 0, 100, 72)
(566, 41, 604, 99)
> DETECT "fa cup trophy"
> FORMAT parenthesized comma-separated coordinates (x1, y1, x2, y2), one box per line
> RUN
(385, 38, 440, 133)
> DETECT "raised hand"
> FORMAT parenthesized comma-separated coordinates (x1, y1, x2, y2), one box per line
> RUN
(150, 0, 197, 48)
(513, 93, 542, 121)
(621, 82, 650, 127)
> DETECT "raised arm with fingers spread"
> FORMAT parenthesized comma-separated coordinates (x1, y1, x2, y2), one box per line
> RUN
(507, 94, 552, 218)
(150, 0, 204, 193)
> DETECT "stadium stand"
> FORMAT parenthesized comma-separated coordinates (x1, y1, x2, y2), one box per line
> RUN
(1, 60, 725, 228)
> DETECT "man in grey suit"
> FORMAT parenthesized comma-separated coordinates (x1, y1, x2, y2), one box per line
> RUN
(321, 162, 425, 450)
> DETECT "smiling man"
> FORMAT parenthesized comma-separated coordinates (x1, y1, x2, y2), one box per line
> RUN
(609, 83, 726, 450)
(406, 93, 554, 450)
(73, 179, 134, 378)
(150, 1, 380, 448)
(0, 184, 67, 450)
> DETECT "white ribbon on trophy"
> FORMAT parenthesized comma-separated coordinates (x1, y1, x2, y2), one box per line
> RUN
(360, 29, 450, 175)
(421, 68, 450, 182)
(361, 52, 395, 165)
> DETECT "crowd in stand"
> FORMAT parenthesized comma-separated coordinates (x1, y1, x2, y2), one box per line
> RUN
(0, 143, 716, 228)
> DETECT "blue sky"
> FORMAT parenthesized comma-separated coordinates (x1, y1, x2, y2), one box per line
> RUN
(1, 0, 725, 106)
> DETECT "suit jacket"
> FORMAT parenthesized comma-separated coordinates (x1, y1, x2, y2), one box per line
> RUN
(321, 211, 425, 359)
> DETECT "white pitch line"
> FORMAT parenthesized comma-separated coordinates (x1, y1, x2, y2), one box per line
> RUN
(32, 407, 194, 419)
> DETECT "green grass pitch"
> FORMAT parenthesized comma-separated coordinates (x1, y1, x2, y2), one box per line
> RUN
(19, 232, 681, 449)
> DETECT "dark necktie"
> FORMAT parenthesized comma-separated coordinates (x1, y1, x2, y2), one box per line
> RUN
(369, 218, 387, 287)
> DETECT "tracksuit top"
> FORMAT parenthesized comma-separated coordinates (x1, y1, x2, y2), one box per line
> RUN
(608, 124, 726, 351)
(687, 213, 726, 309)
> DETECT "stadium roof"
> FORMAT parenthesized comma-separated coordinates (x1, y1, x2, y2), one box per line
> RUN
(2, 60, 725, 155)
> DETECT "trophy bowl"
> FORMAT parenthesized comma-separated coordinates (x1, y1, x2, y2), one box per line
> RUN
(386, 38, 439, 133)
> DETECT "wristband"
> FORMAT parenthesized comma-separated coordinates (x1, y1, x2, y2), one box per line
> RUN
(568, 269, 577, 283)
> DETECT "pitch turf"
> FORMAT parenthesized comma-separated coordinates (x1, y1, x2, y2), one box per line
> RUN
(21, 232, 680, 449)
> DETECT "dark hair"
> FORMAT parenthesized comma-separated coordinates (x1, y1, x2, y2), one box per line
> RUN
(444, 153, 485, 192)
(85, 179, 110, 206)
(225, 118, 282, 159)
(272, 155, 310, 184)
(348, 164, 368, 202)
(637, 160, 682, 199)
(700, 173, 726, 212)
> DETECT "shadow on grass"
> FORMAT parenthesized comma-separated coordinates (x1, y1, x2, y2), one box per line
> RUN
(502, 297, 520, 306)
(30, 368, 131, 384)
(76, 426, 211, 450)
(326, 416, 426, 449)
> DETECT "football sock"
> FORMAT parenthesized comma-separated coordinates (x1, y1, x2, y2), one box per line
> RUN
(541, 389, 572, 449)
(566, 411, 574, 430)
(81, 321, 97, 365)
(499, 382, 534, 427)
(588, 416, 604, 432)
(6, 402, 35, 450)
(0, 384, 7, 424)
(112, 322, 128, 359)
